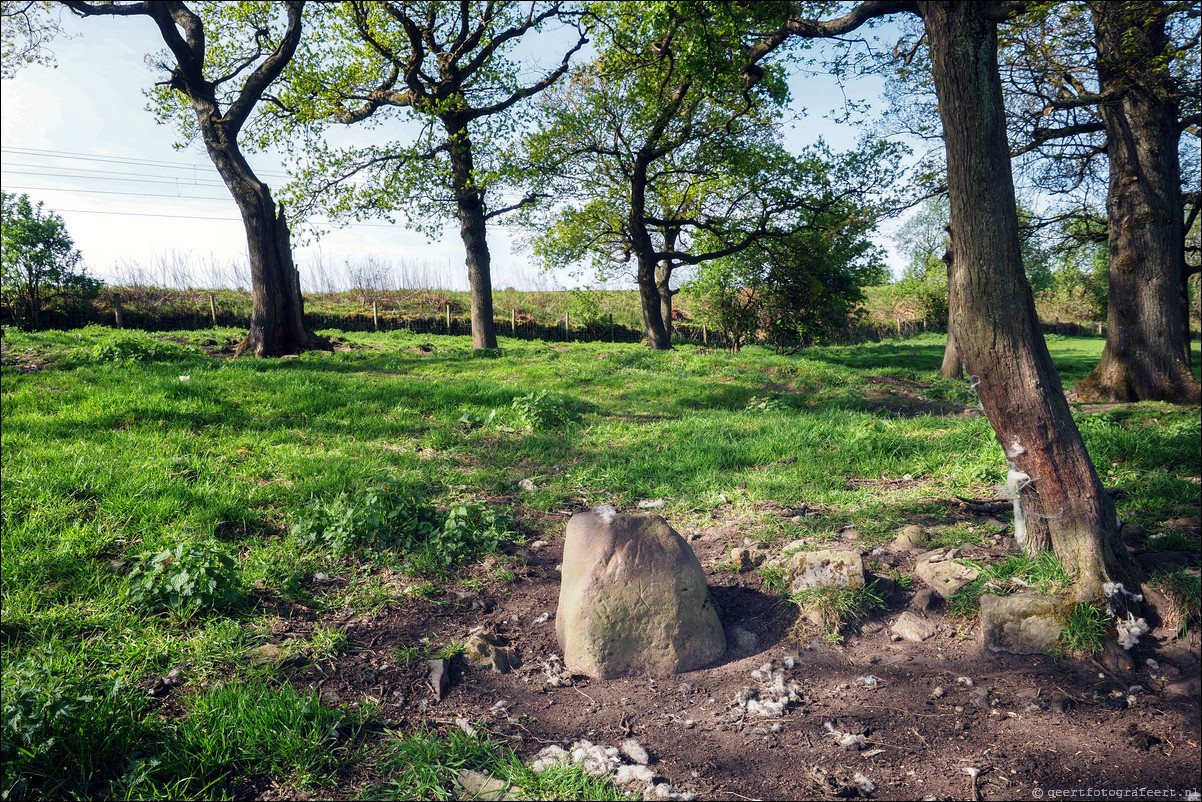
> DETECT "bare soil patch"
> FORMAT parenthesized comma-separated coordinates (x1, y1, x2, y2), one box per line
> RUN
(230, 507, 1201, 801)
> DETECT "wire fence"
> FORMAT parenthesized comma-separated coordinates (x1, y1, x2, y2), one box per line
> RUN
(0, 292, 1113, 349)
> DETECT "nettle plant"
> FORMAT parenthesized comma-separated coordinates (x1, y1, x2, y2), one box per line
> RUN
(291, 479, 515, 572)
(124, 543, 244, 619)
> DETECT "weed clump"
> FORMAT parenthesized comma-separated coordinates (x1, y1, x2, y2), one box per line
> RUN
(789, 581, 886, 644)
(1147, 569, 1201, 638)
(124, 542, 243, 619)
(88, 330, 194, 364)
(291, 479, 515, 572)
(1051, 601, 1109, 658)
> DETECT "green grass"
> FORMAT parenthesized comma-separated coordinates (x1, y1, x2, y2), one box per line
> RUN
(2, 325, 1198, 799)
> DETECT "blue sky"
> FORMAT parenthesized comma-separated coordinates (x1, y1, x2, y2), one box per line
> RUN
(1, 6, 916, 292)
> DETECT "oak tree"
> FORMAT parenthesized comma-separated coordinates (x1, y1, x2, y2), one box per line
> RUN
(272, 1, 586, 350)
(58, 0, 327, 357)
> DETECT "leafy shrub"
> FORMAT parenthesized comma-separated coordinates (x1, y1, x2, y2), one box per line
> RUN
(1, 661, 94, 766)
(433, 503, 509, 567)
(124, 543, 243, 619)
(90, 331, 192, 364)
(291, 480, 515, 572)
(510, 390, 582, 432)
(2, 661, 148, 800)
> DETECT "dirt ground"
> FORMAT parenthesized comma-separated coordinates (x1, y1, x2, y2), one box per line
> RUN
(228, 501, 1202, 802)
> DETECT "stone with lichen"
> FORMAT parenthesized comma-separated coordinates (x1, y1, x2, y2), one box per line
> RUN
(556, 507, 725, 679)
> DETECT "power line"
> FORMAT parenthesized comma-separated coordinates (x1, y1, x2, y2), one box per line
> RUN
(2, 168, 229, 189)
(32, 204, 417, 231)
(2, 183, 233, 201)
(0, 145, 291, 180)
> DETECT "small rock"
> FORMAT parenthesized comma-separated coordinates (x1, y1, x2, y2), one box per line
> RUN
(427, 658, 450, 700)
(891, 612, 937, 643)
(1050, 695, 1074, 713)
(1119, 522, 1146, 539)
(248, 643, 284, 666)
(519, 478, 537, 492)
(637, 498, 665, 509)
(788, 549, 866, 593)
(909, 588, 936, 612)
(530, 540, 548, 550)
(893, 525, 927, 550)
(979, 593, 1065, 655)
(464, 629, 520, 674)
(930, 686, 944, 699)
(1100, 643, 1135, 676)
(1015, 688, 1040, 701)
(1164, 679, 1201, 698)
(871, 575, 897, 599)
(456, 768, 518, 801)
(860, 621, 884, 635)
(916, 559, 980, 598)
(730, 548, 754, 571)
(730, 627, 759, 653)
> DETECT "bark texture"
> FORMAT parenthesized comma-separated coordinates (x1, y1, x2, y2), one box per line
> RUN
(939, 237, 964, 378)
(1074, 1, 1200, 404)
(448, 120, 498, 350)
(919, 0, 1140, 600)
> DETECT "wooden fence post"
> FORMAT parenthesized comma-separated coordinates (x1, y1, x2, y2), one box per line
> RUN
(372, 299, 379, 331)
(446, 303, 451, 333)
(564, 312, 570, 341)
(113, 293, 124, 329)
(209, 294, 217, 326)
(511, 308, 516, 335)
(609, 313, 614, 343)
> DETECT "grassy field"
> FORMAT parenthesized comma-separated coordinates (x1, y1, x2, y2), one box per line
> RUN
(2, 326, 1199, 800)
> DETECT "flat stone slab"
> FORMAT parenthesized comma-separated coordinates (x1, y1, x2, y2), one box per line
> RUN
(891, 611, 937, 642)
(916, 559, 979, 598)
(788, 549, 865, 594)
(980, 593, 1065, 655)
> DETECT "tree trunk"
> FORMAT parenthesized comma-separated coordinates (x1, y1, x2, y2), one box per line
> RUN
(630, 157, 671, 350)
(939, 237, 964, 378)
(1074, 1, 1200, 404)
(638, 253, 672, 350)
(657, 262, 676, 344)
(447, 121, 498, 350)
(203, 134, 325, 358)
(919, 0, 1140, 601)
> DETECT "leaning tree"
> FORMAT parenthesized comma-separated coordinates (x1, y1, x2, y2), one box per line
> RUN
(55, 0, 327, 357)
(747, 0, 1141, 600)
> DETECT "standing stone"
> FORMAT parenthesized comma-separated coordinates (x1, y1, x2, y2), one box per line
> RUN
(980, 593, 1065, 654)
(556, 507, 725, 679)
